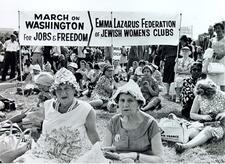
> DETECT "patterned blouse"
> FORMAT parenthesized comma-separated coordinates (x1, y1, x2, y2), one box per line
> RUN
(91, 75, 114, 101)
(176, 57, 194, 74)
(197, 90, 225, 115)
(139, 76, 159, 102)
(181, 77, 198, 106)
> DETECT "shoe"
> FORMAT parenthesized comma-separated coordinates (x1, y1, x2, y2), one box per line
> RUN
(155, 104, 162, 110)
(175, 143, 186, 154)
(175, 98, 181, 103)
(162, 94, 171, 100)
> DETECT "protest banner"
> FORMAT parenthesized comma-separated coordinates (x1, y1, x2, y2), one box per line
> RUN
(180, 25, 193, 38)
(19, 11, 181, 46)
(19, 11, 92, 46)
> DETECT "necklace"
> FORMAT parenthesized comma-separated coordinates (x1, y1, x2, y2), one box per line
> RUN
(55, 98, 78, 113)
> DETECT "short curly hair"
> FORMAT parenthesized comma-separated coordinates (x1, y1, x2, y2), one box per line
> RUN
(195, 79, 218, 99)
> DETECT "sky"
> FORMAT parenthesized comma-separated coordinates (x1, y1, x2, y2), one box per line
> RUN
(0, 0, 225, 40)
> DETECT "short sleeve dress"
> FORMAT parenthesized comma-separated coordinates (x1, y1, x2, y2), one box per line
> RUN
(107, 112, 161, 155)
(208, 37, 225, 86)
(197, 90, 225, 139)
(174, 57, 194, 88)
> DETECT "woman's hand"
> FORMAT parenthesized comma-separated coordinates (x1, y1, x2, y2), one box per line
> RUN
(213, 52, 224, 60)
(143, 81, 150, 87)
(119, 152, 136, 163)
(216, 112, 225, 121)
(202, 115, 213, 121)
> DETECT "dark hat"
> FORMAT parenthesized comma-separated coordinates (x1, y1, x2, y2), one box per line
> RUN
(103, 64, 114, 75)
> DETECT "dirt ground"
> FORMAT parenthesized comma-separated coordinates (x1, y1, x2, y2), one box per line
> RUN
(1, 86, 225, 163)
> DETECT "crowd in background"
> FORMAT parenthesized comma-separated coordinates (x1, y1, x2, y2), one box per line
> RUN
(0, 21, 224, 163)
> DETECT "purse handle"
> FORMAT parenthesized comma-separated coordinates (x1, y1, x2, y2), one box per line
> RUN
(15, 128, 32, 150)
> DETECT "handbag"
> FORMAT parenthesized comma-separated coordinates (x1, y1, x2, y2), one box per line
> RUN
(0, 121, 31, 154)
(158, 113, 189, 143)
(207, 62, 225, 74)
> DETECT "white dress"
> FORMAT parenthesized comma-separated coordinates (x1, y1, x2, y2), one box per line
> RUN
(15, 98, 93, 163)
(208, 37, 225, 86)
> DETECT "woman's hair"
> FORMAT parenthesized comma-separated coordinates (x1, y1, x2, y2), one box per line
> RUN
(102, 64, 113, 75)
(190, 61, 202, 71)
(80, 60, 87, 65)
(87, 62, 93, 69)
(114, 92, 143, 106)
(94, 63, 100, 70)
(195, 79, 218, 98)
(138, 60, 146, 66)
(213, 22, 224, 31)
(142, 65, 153, 74)
(180, 35, 188, 42)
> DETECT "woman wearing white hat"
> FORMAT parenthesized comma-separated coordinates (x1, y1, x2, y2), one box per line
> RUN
(102, 79, 163, 163)
(15, 68, 100, 163)
(174, 46, 194, 103)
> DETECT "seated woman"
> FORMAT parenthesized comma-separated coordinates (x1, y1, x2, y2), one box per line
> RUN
(180, 62, 203, 119)
(174, 46, 194, 103)
(127, 60, 138, 82)
(149, 63, 164, 92)
(17, 64, 42, 96)
(138, 65, 161, 111)
(102, 79, 163, 163)
(175, 78, 225, 153)
(15, 68, 100, 163)
(113, 59, 122, 82)
(133, 60, 146, 82)
(76, 60, 88, 90)
(86, 63, 102, 98)
(89, 64, 116, 110)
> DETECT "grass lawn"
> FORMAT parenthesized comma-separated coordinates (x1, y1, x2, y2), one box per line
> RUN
(1, 87, 225, 163)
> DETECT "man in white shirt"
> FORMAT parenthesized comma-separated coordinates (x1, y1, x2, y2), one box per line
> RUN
(1, 34, 19, 81)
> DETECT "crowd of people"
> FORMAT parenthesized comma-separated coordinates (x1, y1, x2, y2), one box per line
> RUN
(0, 21, 224, 163)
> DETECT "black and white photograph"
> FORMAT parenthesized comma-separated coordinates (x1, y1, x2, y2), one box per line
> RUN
(0, 0, 225, 163)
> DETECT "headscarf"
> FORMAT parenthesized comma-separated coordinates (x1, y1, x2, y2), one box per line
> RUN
(35, 72, 54, 87)
(50, 67, 80, 92)
(112, 79, 145, 105)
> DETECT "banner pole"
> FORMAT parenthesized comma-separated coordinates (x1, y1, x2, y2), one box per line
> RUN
(18, 11, 25, 98)
(110, 11, 113, 64)
(176, 13, 182, 59)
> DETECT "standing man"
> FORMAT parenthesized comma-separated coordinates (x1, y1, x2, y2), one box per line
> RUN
(1, 34, 19, 81)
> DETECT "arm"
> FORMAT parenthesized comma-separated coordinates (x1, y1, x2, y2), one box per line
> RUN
(85, 109, 100, 144)
(118, 133, 163, 163)
(213, 52, 225, 60)
(144, 80, 159, 97)
(0, 82, 22, 91)
(0, 144, 29, 163)
(103, 128, 113, 147)
(139, 133, 163, 163)
(190, 96, 212, 121)
(174, 59, 178, 74)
